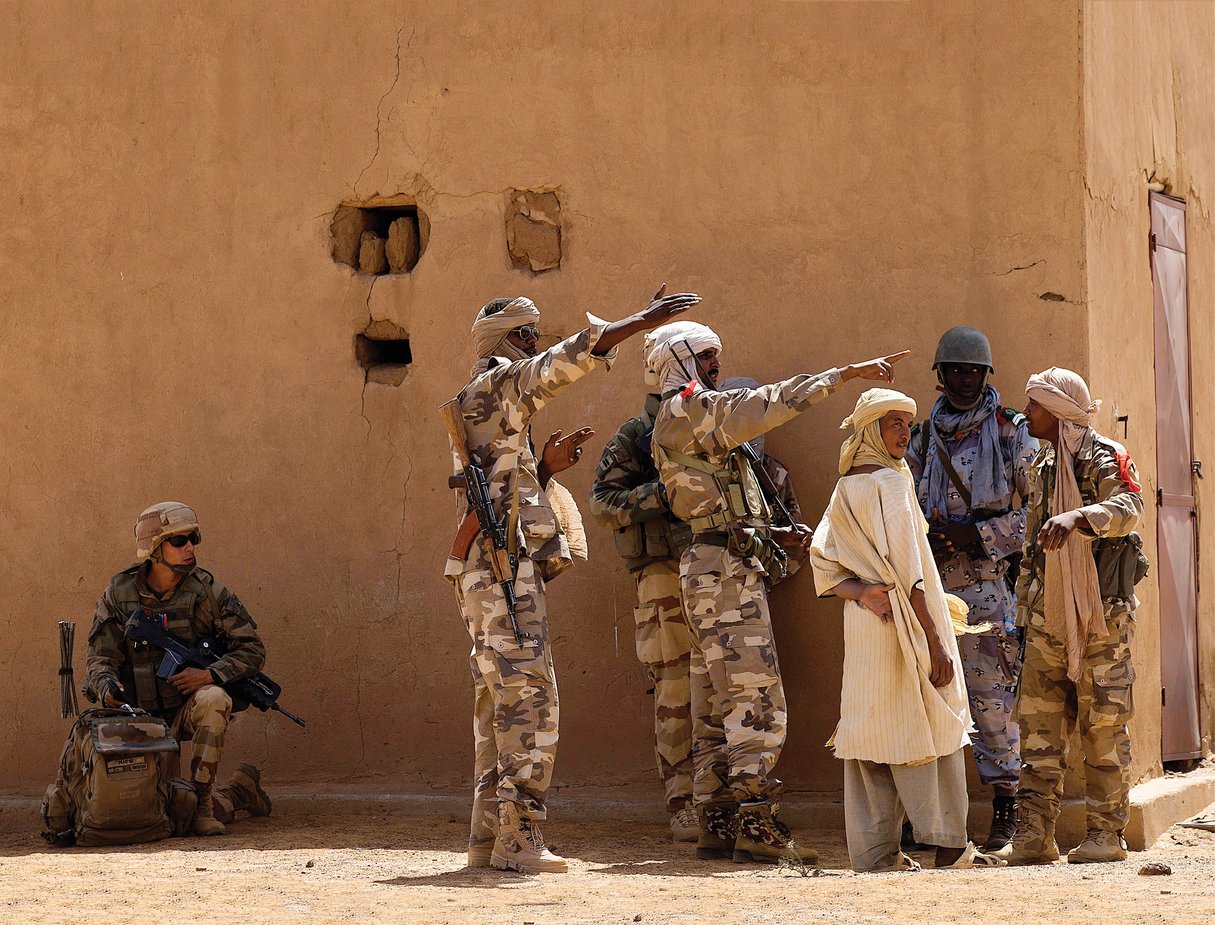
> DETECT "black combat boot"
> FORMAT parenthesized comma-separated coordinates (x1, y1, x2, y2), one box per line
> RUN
(983, 795, 1017, 852)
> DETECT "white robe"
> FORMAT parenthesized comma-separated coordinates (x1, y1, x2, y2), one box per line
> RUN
(811, 468, 971, 765)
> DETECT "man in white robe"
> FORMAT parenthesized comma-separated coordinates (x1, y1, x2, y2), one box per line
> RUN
(811, 389, 1003, 872)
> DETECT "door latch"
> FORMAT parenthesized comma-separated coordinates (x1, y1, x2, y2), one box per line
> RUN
(1193, 460, 1204, 479)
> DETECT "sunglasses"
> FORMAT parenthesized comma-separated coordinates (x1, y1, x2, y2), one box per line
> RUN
(166, 532, 201, 548)
(513, 324, 542, 343)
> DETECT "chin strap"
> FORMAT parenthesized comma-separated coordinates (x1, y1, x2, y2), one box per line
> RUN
(151, 549, 197, 577)
(937, 369, 988, 411)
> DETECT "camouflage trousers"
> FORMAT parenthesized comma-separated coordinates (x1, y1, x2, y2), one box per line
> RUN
(633, 560, 694, 813)
(955, 577, 1022, 789)
(455, 554, 558, 854)
(1015, 603, 1135, 832)
(170, 685, 232, 786)
(681, 546, 786, 805)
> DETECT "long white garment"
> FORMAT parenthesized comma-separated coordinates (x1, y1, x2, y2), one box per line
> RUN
(811, 469, 971, 765)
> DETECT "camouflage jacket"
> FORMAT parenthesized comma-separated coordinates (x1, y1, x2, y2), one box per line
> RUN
(87, 563, 265, 716)
(652, 370, 842, 572)
(589, 393, 692, 572)
(906, 408, 1038, 594)
(445, 322, 616, 582)
(1015, 429, 1146, 629)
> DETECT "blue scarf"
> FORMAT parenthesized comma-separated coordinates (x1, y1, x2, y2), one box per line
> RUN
(922, 385, 1008, 520)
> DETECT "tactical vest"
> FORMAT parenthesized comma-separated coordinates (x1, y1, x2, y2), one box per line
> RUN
(107, 567, 218, 716)
(610, 413, 694, 571)
(659, 445, 771, 533)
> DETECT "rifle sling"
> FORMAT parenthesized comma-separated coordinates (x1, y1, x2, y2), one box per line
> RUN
(932, 431, 973, 509)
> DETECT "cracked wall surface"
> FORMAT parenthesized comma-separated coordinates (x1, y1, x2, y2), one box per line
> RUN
(0, 0, 1206, 801)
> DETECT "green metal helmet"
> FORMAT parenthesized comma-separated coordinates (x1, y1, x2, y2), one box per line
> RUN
(135, 502, 201, 560)
(932, 326, 994, 371)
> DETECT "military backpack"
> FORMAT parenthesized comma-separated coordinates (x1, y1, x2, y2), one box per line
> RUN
(42, 707, 197, 847)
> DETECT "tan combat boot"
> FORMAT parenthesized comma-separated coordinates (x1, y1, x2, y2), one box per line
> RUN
(733, 801, 819, 865)
(191, 784, 227, 836)
(226, 764, 272, 817)
(491, 801, 568, 873)
(1067, 830, 1128, 864)
(670, 805, 699, 843)
(994, 809, 1058, 865)
(696, 801, 739, 859)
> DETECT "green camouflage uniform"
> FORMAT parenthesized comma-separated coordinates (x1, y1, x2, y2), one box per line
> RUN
(652, 370, 842, 806)
(590, 393, 695, 812)
(446, 321, 615, 856)
(1015, 430, 1146, 834)
(86, 563, 265, 787)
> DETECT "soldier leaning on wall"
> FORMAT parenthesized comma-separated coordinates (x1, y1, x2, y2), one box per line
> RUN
(444, 286, 700, 874)
(84, 502, 273, 835)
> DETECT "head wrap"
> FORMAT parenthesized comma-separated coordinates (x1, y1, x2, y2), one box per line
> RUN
(838, 388, 918, 476)
(1025, 367, 1103, 682)
(720, 377, 765, 457)
(470, 297, 540, 370)
(643, 321, 721, 392)
(921, 385, 1010, 520)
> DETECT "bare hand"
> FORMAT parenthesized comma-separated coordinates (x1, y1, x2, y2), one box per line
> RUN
(637, 282, 701, 330)
(859, 583, 895, 623)
(843, 351, 911, 383)
(928, 641, 956, 688)
(772, 523, 813, 549)
(1038, 510, 1087, 551)
(169, 667, 215, 697)
(540, 427, 595, 478)
(928, 520, 983, 559)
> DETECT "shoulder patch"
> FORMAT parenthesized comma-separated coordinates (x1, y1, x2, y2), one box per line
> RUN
(910, 421, 924, 436)
(1001, 407, 1026, 426)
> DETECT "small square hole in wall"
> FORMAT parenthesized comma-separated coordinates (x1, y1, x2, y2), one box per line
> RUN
(356, 321, 412, 386)
(331, 198, 429, 276)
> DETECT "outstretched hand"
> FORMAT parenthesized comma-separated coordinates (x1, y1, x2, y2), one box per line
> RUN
(637, 282, 701, 330)
(843, 350, 911, 383)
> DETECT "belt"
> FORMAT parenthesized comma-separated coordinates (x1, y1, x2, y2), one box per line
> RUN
(691, 530, 731, 548)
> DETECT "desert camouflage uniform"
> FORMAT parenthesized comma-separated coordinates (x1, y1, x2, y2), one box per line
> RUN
(652, 370, 842, 806)
(1015, 430, 1145, 833)
(906, 409, 1038, 788)
(86, 563, 265, 788)
(446, 322, 616, 855)
(591, 393, 695, 812)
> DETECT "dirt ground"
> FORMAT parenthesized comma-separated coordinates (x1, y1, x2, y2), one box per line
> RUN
(2, 801, 1213, 925)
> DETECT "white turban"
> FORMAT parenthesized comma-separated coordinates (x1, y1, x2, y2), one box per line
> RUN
(1025, 367, 1103, 683)
(838, 388, 918, 477)
(643, 321, 721, 391)
(471, 297, 540, 360)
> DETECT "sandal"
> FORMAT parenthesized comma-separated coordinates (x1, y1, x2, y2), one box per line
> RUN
(940, 842, 1007, 869)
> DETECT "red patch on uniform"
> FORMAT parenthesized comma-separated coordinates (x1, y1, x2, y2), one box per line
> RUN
(680, 379, 700, 400)
(1116, 453, 1141, 492)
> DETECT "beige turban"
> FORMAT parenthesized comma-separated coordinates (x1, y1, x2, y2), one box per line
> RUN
(838, 388, 918, 476)
(1026, 367, 1103, 682)
(471, 297, 540, 360)
(643, 321, 721, 391)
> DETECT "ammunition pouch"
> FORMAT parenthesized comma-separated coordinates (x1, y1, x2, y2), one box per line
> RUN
(661, 446, 770, 534)
(694, 527, 788, 581)
(1094, 532, 1149, 601)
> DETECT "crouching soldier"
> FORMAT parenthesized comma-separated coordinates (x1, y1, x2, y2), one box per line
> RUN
(85, 502, 273, 835)
(1000, 369, 1147, 865)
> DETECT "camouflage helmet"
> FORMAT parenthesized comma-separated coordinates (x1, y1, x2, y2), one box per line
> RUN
(135, 502, 201, 560)
(932, 326, 994, 371)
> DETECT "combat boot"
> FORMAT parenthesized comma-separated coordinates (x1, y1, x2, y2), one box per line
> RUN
(670, 805, 699, 843)
(696, 801, 739, 859)
(491, 801, 568, 874)
(224, 763, 272, 818)
(1067, 830, 1128, 864)
(733, 800, 819, 865)
(983, 795, 1017, 852)
(994, 809, 1058, 865)
(191, 784, 227, 837)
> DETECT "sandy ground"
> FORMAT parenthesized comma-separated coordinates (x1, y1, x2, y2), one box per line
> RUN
(2, 801, 1213, 925)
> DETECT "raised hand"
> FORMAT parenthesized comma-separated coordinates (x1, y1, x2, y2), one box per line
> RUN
(637, 282, 701, 329)
(540, 427, 596, 481)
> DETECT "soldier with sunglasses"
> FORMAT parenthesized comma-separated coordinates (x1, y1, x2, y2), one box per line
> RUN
(85, 502, 272, 836)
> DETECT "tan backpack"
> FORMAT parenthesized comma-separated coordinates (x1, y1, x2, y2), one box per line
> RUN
(42, 708, 196, 847)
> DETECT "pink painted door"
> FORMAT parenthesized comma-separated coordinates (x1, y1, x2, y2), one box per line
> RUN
(1150, 191, 1202, 761)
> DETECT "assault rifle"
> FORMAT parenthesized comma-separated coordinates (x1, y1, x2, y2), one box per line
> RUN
(124, 609, 307, 727)
(439, 398, 523, 643)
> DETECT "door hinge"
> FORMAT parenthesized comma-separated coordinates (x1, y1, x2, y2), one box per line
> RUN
(1150, 231, 1157, 253)
(1193, 460, 1204, 479)
(1162, 687, 1167, 707)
